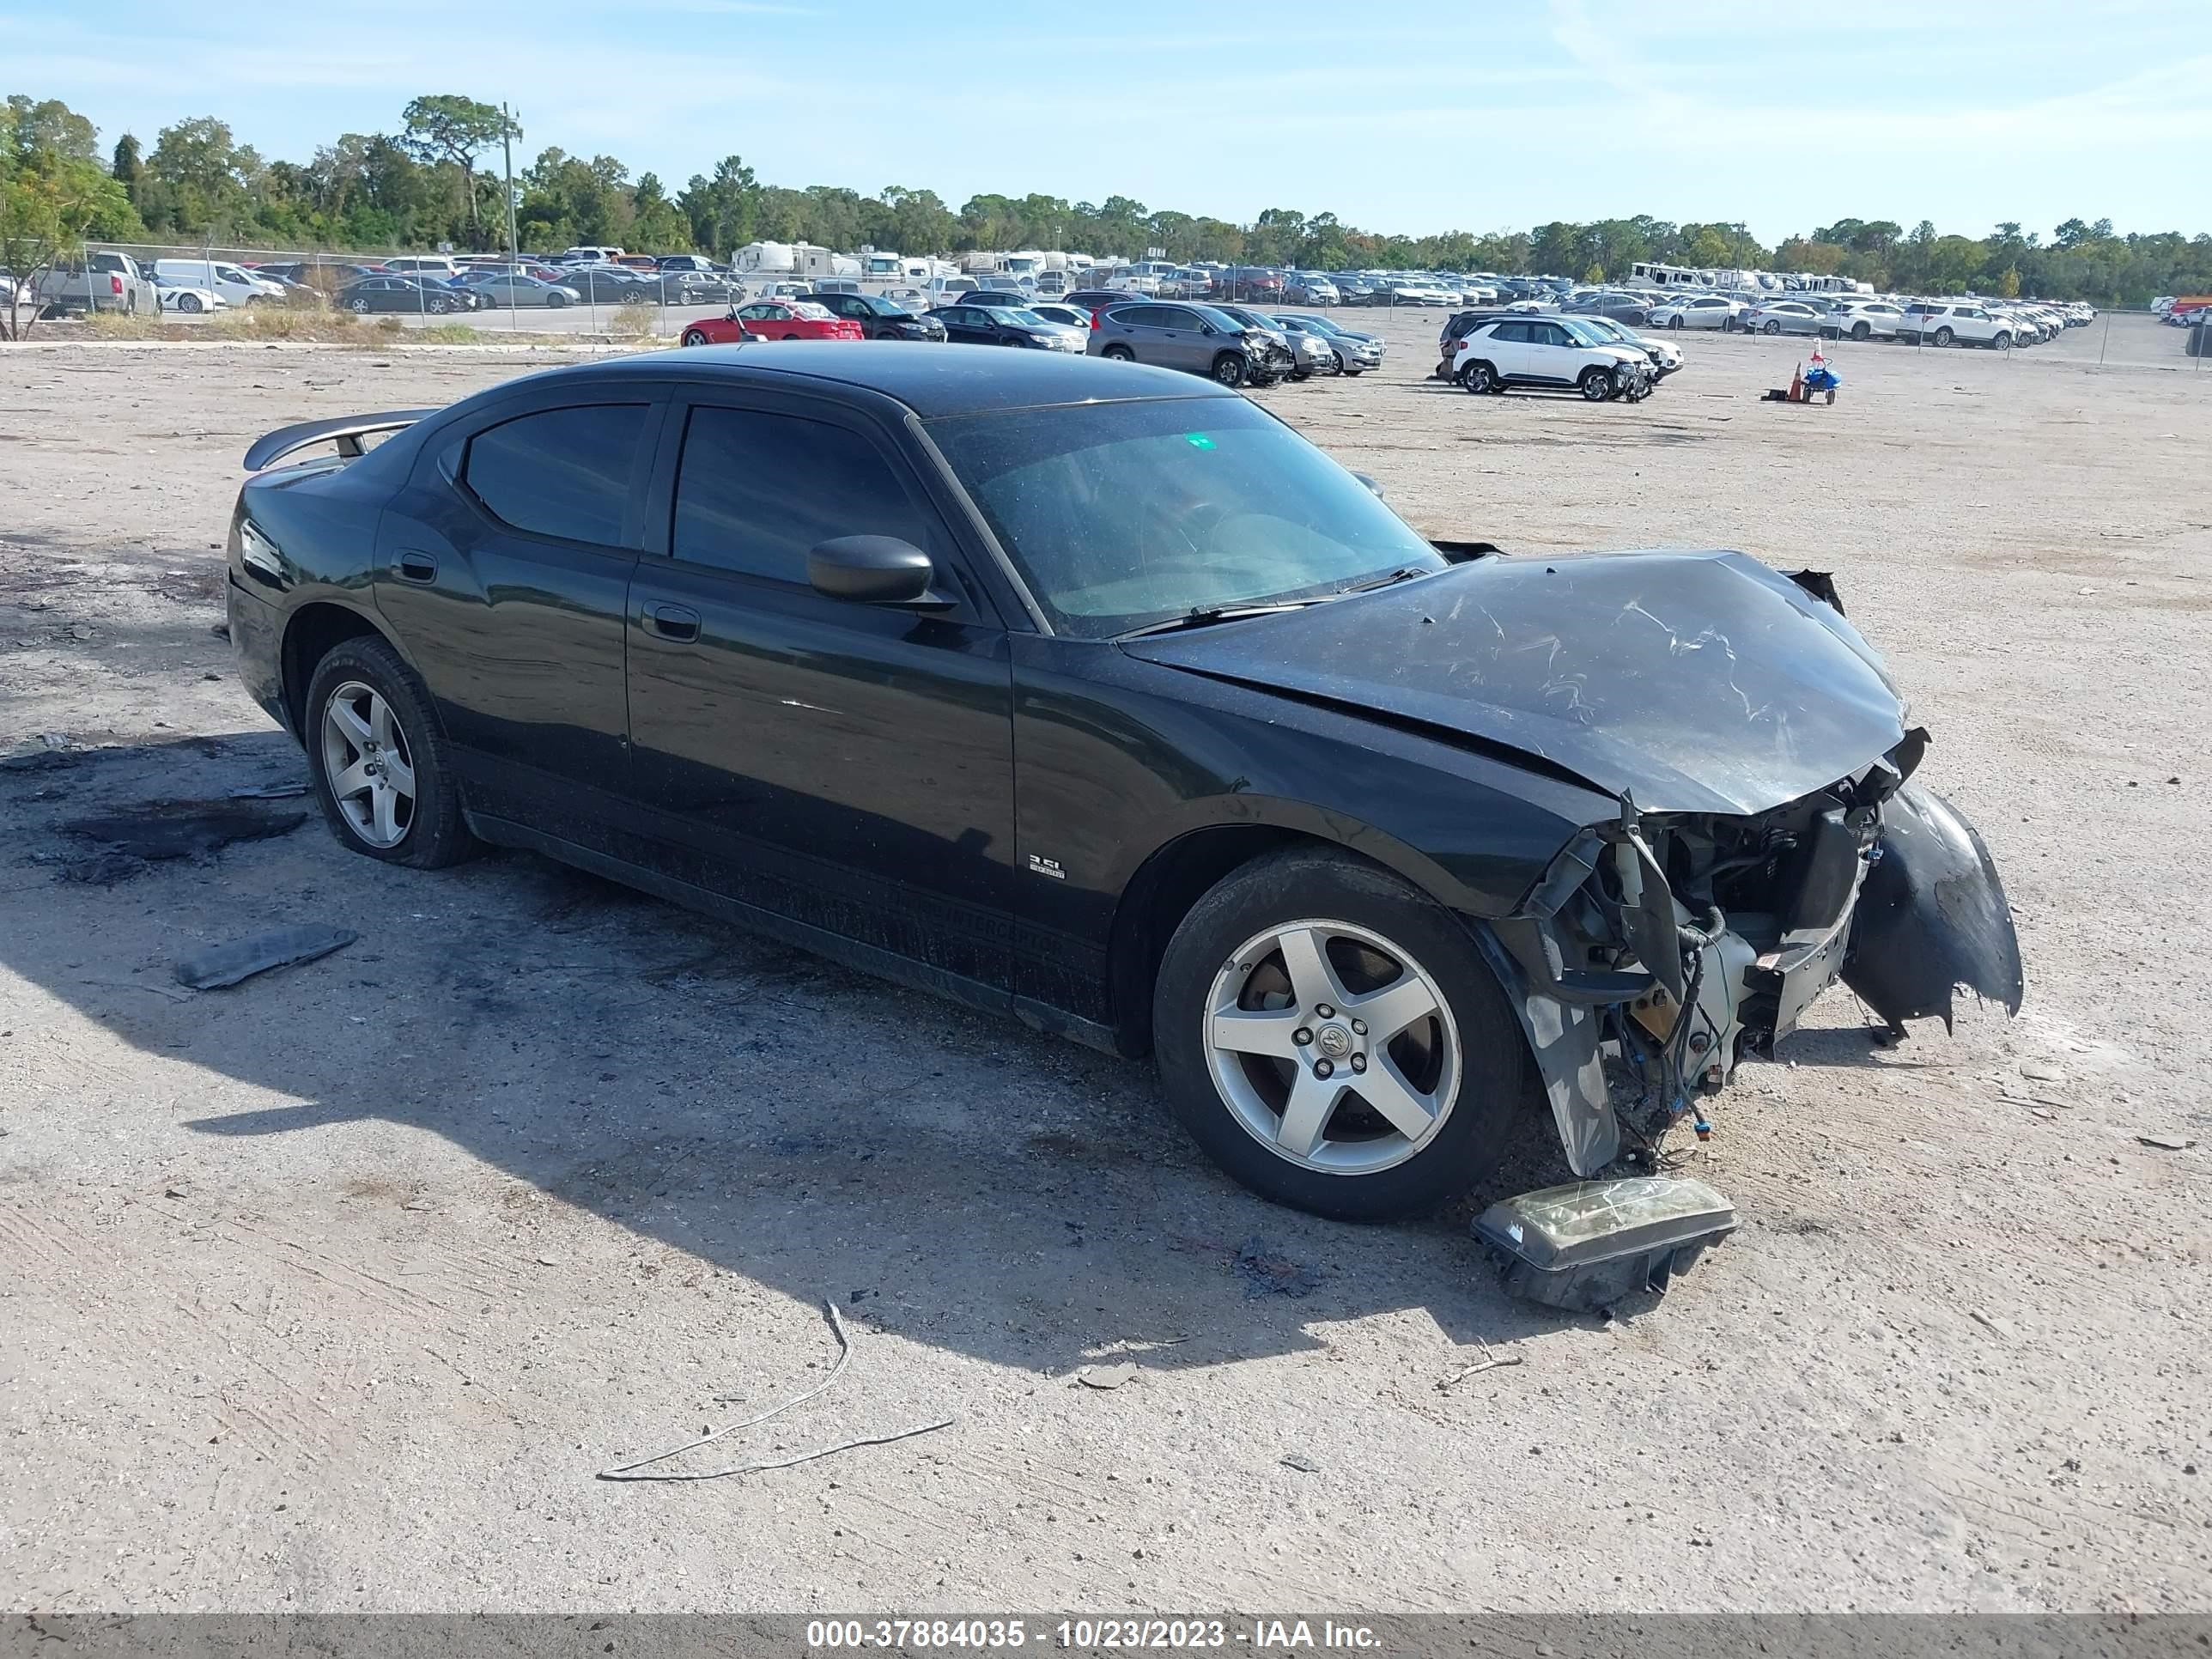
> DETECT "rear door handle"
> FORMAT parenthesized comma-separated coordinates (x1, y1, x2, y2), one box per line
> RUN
(646, 604, 700, 642)
(394, 551, 438, 583)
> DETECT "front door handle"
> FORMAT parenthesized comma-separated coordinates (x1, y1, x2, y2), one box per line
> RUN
(394, 551, 438, 583)
(646, 604, 700, 642)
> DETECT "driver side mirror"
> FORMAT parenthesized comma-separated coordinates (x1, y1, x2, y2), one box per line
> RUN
(807, 536, 945, 606)
(1199, 323, 1218, 336)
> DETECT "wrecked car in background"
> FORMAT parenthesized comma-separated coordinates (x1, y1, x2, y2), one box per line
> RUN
(222, 345, 2022, 1225)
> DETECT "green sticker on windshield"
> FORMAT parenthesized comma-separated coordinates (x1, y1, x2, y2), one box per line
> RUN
(1185, 433, 1215, 449)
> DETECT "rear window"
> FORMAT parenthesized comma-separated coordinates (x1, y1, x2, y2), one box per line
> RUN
(464, 404, 649, 545)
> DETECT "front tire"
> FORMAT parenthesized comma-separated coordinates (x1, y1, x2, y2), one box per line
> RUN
(1993, 331, 2012, 350)
(304, 636, 475, 870)
(1668, 314, 1682, 329)
(680, 328, 710, 347)
(179, 293, 204, 314)
(1152, 849, 1533, 1221)
(545, 291, 568, 309)
(1579, 365, 1614, 401)
(1212, 352, 1249, 388)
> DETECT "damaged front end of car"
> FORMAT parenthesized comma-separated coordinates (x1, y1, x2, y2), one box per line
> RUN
(1483, 724, 2024, 1178)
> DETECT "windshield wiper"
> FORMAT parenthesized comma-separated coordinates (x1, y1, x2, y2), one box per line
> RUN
(1334, 565, 1437, 596)
(1114, 600, 1322, 641)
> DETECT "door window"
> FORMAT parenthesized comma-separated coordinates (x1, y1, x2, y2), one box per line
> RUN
(463, 404, 649, 545)
(671, 407, 933, 585)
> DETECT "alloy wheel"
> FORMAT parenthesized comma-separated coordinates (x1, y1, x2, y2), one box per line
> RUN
(320, 681, 416, 849)
(1202, 919, 1462, 1176)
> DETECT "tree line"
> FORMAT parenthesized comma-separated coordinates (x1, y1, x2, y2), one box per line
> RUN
(7, 91, 2210, 307)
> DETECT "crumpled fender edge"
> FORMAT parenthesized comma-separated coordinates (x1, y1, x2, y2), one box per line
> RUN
(1842, 781, 2025, 1031)
(1466, 918, 1620, 1176)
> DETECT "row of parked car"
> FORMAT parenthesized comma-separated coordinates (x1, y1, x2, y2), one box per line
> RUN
(674, 290, 1389, 389)
(1643, 290, 2094, 347)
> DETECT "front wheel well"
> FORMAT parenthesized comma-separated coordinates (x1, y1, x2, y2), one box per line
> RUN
(281, 602, 388, 734)
(1108, 825, 1328, 1056)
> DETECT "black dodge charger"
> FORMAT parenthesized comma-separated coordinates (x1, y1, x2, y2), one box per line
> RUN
(225, 343, 2021, 1221)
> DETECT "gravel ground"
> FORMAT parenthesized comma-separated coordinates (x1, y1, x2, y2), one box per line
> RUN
(1, 314, 2207, 1615)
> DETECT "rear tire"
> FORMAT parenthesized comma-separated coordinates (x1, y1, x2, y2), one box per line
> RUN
(1101, 343, 1134, 361)
(1851, 321, 1871, 341)
(303, 635, 475, 870)
(1933, 325, 1954, 346)
(1152, 848, 1534, 1222)
(1457, 360, 1498, 394)
(1763, 319, 1782, 335)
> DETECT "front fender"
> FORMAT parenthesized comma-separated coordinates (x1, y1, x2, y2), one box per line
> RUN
(1842, 782, 2025, 1031)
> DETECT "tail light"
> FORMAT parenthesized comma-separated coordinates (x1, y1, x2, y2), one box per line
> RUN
(111, 274, 125, 296)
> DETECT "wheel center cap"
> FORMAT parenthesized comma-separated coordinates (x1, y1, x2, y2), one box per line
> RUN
(1316, 1024, 1353, 1059)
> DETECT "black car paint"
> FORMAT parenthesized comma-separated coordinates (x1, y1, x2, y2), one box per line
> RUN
(1121, 550, 1907, 817)
(1841, 781, 2026, 1032)
(803, 291, 948, 340)
(925, 305, 1054, 347)
(228, 343, 2019, 1147)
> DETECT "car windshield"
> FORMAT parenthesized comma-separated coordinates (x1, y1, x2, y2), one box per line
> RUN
(926, 397, 1445, 641)
(981, 307, 1047, 325)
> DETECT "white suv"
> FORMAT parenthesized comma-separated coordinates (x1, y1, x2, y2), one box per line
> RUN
(1451, 316, 1652, 400)
(1897, 301, 2015, 349)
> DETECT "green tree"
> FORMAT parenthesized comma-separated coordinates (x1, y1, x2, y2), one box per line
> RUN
(399, 94, 519, 245)
(110, 132, 140, 203)
(678, 155, 757, 257)
(629, 172, 690, 252)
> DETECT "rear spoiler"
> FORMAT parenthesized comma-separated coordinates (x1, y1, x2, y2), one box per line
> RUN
(243, 409, 437, 472)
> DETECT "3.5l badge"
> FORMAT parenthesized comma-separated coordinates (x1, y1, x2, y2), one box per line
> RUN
(1027, 854, 1066, 881)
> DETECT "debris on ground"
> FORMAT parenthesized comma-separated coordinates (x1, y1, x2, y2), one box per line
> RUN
(225, 781, 310, 800)
(1279, 1454, 1322, 1474)
(2137, 1133, 2197, 1151)
(63, 799, 306, 863)
(1233, 1236, 1324, 1299)
(1438, 1337, 1528, 1389)
(1970, 1308, 2017, 1343)
(173, 924, 358, 990)
(598, 1300, 953, 1483)
(1075, 1363, 1137, 1391)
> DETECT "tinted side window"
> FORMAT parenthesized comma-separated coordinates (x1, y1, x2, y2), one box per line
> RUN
(464, 404, 648, 546)
(672, 408, 930, 585)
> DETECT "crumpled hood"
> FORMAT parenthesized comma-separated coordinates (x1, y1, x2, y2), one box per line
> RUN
(1121, 550, 1910, 817)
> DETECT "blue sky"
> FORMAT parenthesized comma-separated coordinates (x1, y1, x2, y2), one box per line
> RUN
(9, 0, 2207, 242)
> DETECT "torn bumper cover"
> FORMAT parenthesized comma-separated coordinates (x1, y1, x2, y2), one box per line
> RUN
(1469, 586, 2023, 1176)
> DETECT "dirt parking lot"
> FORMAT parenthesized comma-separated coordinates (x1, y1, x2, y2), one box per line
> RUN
(2, 316, 2207, 1614)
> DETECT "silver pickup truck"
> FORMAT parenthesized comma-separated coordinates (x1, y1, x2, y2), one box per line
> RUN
(32, 250, 160, 317)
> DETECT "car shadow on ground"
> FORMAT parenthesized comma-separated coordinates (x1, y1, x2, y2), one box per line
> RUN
(3, 727, 1607, 1382)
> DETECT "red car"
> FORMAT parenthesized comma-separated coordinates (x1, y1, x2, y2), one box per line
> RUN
(678, 300, 865, 346)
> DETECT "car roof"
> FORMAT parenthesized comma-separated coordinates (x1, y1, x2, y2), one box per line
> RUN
(531, 342, 1236, 417)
